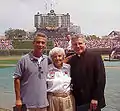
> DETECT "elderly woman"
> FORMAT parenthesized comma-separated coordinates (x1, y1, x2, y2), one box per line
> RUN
(47, 47, 75, 111)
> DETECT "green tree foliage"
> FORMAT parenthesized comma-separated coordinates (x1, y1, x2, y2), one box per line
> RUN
(5, 28, 27, 40)
(86, 35, 100, 40)
(90, 35, 99, 39)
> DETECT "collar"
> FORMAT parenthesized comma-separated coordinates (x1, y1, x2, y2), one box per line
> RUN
(76, 50, 86, 57)
(29, 51, 45, 62)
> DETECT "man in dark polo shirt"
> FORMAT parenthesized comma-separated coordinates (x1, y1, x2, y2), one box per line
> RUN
(13, 33, 49, 111)
(68, 34, 106, 111)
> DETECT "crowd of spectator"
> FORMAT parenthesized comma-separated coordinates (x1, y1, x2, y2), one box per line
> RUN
(53, 37, 120, 50)
(1, 34, 120, 50)
(0, 39, 14, 50)
(86, 38, 120, 49)
(53, 37, 69, 49)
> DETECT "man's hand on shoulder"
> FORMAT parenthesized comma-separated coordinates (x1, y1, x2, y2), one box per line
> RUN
(64, 54, 76, 63)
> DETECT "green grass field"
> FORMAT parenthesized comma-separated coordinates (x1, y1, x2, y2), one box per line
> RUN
(0, 56, 21, 68)
(0, 60, 18, 64)
(0, 55, 108, 68)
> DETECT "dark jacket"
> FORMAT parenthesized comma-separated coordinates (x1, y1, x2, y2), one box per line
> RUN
(68, 50, 106, 108)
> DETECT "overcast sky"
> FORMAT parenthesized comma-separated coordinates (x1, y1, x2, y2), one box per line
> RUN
(0, 0, 120, 36)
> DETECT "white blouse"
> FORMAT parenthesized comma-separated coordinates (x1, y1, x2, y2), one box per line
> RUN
(47, 63, 71, 93)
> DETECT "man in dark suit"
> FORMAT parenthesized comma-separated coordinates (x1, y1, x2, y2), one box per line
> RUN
(68, 34, 106, 111)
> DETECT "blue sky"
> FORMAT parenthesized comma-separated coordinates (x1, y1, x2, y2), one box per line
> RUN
(0, 0, 120, 36)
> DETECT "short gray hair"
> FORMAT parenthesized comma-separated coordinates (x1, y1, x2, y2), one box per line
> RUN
(49, 47, 65, 60)
(71, 34, 87, 43)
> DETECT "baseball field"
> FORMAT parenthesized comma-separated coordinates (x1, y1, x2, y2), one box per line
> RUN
(0, 55, 109, 68)
(0, 56, 21, 68)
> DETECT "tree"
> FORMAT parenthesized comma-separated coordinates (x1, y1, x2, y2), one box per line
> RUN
(86, 35, 100, 40)
(5, 28, 14, 39)
(5, 28, 27, 40)
(90, 35, 98, 39)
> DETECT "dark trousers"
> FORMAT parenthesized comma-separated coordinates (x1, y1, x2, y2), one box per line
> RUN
(76, 104, 101, 111)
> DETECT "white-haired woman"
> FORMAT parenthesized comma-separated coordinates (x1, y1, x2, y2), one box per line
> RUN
(47, 47, 75, 111)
